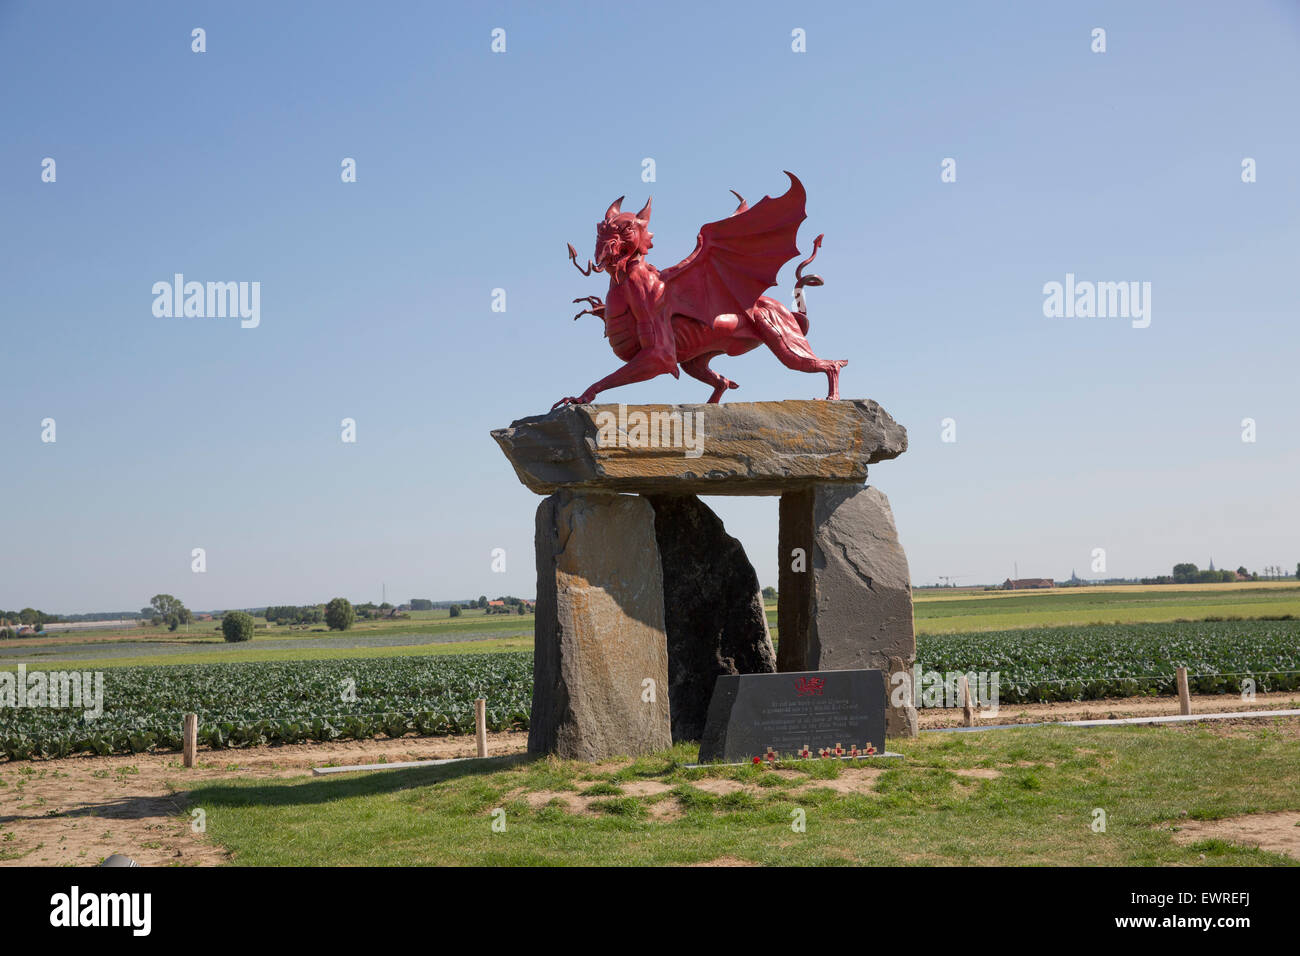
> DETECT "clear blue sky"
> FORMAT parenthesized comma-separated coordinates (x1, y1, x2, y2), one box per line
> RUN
(3, 1, 1298, 613)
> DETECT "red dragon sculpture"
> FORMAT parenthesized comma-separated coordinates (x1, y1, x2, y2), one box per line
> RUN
(554, 171, 846, 408)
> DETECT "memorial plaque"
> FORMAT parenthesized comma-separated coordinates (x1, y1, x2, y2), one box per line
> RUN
(697, 669, 887, 763)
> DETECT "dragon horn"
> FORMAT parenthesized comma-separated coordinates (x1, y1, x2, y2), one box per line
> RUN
(636, 196, 652, 221)
(605, 196, 624, 219)
(729, 189, 749, 214)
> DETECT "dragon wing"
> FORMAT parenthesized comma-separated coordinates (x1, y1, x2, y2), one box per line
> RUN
(660, 171, 807, 327)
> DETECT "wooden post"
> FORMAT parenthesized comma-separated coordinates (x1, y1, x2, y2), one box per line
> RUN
(182, 713, 198, 768)
(1176, 667, 1191, 715)
(960, 675, 976, 727)
(474, 698, 488, 757)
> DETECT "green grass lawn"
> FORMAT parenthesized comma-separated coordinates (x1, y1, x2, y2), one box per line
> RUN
(187, 720, 1300, 866)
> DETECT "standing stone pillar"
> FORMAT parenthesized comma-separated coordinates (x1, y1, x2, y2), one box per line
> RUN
(777, 483, 919, 737)
(529, 490, 672, 759)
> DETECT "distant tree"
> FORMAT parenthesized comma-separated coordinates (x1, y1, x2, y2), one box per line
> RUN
(477, 595, 488, 609)
(1172, 563, 1198, 584)
(761, 586, 777, 600)
(19, 608, 38, 626)
(1237, 566, 1248, 577)
(149, 594, 191, 631)
(410, 599, 434, 611)
(266, 604, 324, 626)
(221, 610, 255, 643)
(325, 597, 355, 631)
(449, 604, 462, 618)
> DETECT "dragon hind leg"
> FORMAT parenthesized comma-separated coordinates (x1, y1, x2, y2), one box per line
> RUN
(680, 352, 739, 404)
(749, 301, 847, 400)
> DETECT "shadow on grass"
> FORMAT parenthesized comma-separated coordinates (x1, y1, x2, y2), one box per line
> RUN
(184, 752, 535, 810)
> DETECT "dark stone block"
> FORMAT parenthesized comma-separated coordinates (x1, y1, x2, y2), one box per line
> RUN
(698, 669, 887, 764)
(645, 494, 777, 742)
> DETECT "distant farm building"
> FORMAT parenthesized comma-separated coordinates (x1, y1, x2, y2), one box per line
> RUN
(1002, 578, 1054, 590)
(487, 600, 506, 607)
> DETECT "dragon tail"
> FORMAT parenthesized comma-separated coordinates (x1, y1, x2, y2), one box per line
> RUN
(792, 234, 824, 332)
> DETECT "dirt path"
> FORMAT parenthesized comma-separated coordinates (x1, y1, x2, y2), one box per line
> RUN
(1166, 811, 1300, 861)
(916, 690, 1299, 728)
(2, 691, 1297, 867)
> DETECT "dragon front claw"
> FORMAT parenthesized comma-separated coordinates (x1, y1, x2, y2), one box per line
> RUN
(552, 387, 598, 410)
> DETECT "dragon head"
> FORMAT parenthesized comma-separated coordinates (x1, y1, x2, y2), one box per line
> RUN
(594, 196, 653, 278)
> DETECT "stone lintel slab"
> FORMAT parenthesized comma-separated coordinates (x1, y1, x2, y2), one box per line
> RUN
(491, 399, 906, 496)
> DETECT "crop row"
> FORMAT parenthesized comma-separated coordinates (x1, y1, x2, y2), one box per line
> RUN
(916, 620, 1300, 703)
(0, 653, 533, 761)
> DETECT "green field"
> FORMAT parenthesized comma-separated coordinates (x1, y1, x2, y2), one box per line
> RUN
(5, 618, 1298, 760)
(0, 654, 534, 760)
(1, 606, 534, 669)
(7, 584, 1298, 670)
(912, 584, 1300, 633)
(187, 721, 1300, 866)
(5, 584, 1299, 868)
(4, 584, 1299, 762)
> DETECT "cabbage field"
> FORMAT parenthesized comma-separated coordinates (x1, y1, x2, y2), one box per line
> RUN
(0, 653, 533, 761)
(918, 619, 1300, 703)
(1, 620, 1297, 760)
